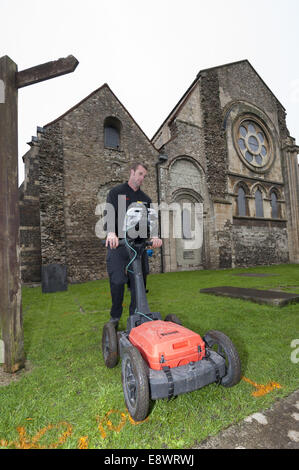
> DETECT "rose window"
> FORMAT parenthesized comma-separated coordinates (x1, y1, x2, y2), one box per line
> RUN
(237, 120, 270, 168)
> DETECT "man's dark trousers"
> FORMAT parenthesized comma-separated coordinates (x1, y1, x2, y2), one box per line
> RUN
(107, 245, 137, 320)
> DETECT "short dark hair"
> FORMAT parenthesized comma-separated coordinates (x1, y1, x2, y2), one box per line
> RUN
(130, 162, 148, 172)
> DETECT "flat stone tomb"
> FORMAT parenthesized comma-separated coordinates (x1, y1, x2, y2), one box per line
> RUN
(232, 273, 280, 277)
(200, 286, 299, 307)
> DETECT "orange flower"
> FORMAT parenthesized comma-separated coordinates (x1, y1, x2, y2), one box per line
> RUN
(106, 410, 126, 433)
(78, 436, 88, 449)
(14, 422, 73, 449)
(242, 376, 282, 397)
(128, 414, 149, 425)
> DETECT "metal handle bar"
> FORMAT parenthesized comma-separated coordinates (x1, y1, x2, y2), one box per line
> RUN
(101, 239, 153, 248)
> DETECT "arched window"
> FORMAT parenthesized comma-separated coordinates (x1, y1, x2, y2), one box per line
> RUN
(255, 189, 264, 217)
(270, 191, 278, 218)
(104, 117, 121, 149)
(237, 186, 246, 216)
(182, 207, 192, 239)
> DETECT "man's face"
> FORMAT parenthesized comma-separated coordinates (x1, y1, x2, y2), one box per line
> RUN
(130, 165, 147, 189)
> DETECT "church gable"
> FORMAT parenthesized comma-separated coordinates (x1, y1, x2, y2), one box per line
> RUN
(152, 60, 298, 271)
(216, 60, 285, 124)
(48, 84, 156, 162)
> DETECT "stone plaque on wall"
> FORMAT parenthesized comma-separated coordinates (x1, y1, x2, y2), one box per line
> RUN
(183, 250, 195, 260)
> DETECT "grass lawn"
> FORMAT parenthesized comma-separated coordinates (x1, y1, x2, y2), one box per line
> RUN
(0, 263, 299, 449)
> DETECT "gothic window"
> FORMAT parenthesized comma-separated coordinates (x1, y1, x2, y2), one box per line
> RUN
(237, 186, 246, 216)
(270, 191, 279, 218)
(104, 117, 121, 149)
(255, 189, 264, 217)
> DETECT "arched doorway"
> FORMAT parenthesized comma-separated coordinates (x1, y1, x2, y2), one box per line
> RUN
(159, 156, 206, 272)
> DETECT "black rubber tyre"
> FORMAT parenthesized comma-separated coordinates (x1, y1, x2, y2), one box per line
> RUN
(164, 314, 182, 325)
(102, 322, 119, 368)
(203, 329, 241, 387)
(121, 347, 150, 421)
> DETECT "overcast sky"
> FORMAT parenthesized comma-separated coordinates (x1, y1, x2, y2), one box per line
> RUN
(1, 0, 298, 185)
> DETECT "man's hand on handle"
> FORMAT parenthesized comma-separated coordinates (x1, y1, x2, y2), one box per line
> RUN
(150, 237, 162, 248)
(106, 232, 119, 249)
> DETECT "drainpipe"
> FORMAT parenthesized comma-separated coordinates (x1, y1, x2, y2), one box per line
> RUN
(155, 152, 168, 273)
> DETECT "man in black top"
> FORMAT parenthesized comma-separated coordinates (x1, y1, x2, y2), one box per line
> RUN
(105, 162, 162, 327)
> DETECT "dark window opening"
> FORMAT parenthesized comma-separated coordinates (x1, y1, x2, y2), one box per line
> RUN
(237, 187, 246, 216)
(105, 126, 120, 149)
(271, 192, 278, 218)
(255, 189, 264, 217)
(104, 117, 121, 150)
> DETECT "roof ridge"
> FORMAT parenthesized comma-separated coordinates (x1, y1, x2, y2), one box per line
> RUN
(44, 83, 109, 127)
(44, 82, 158, 150)
(151, 59, 285, 142)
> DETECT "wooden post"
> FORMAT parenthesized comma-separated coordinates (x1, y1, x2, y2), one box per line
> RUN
(0, 56, 25, 372)
(0, 54, 78, 373)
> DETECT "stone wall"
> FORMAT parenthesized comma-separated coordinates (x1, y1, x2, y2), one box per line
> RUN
(217, 60, 290, 268)
(200, 69, 228, 200)
(39, 122, 67, 269)
(19, 142, 41, 283)
(232, 220, 289, 267)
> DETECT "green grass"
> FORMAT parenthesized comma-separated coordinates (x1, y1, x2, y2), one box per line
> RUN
(0, 263, 299, 449)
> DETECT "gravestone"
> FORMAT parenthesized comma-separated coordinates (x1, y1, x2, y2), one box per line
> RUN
(42, 264, 68, 293)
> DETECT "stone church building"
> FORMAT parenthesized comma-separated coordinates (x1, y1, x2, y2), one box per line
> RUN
(19, 60, 299, 285)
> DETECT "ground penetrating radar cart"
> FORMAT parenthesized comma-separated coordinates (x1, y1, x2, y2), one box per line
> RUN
(102, 204, 241, 421)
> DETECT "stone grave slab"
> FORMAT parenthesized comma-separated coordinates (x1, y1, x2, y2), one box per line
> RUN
(200, 286, 299, 307)
(233, 273, 279, 277)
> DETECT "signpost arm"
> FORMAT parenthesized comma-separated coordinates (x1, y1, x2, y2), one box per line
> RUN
(16, 55, 79, 89)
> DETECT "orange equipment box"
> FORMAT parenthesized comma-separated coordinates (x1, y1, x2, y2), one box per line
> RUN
(129, 320, 206, 370)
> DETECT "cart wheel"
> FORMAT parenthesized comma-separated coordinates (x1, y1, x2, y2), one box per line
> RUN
(122, 347, 150, 421)
(102, 322, 119, 368)
(164, 314, 182, 325)
(203, 330, 241, 387)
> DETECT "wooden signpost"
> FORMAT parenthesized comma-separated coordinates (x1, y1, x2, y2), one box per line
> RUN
(0, 55, 78, 373)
